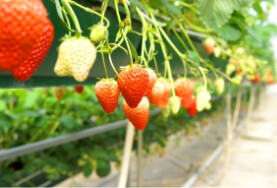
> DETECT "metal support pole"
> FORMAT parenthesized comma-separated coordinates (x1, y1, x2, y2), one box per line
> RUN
(118, 121, 135, 188)
(226, 92, 232, 141)
(245, 86, 256, 131)
(137, 130, 143, 187)
(231, 88, 242, 132)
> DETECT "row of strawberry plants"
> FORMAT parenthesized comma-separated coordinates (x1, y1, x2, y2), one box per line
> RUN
(0, 84, 254, 186)
(0, 0, 275, 132)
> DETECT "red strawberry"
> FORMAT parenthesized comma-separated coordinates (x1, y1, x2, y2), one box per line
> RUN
(117, 65, 149, 108)
(74, 86, 84, 94)
(0, 0, 53, 76)
(12, 19, 54, 81)
(149, 78, 165, 107)
(186, 98, 197, 116)
(122, 97, 149, 130)
(159, 79, 171, 108)
(95, 79, 120, 114)
(145, 69, 157, 97)
(55, 87, 66, 100)
(203, 38, 215, 54)
(181, 95, 193, 109)
(174, 78, 194, 98)
(250, 74, 259, 83)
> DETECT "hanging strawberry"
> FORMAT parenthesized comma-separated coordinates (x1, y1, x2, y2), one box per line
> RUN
(0, 0, 54, 81)
(54, 37, 97, 82)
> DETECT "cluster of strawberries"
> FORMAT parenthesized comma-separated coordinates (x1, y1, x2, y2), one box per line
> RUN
(95, 64, 199, 131)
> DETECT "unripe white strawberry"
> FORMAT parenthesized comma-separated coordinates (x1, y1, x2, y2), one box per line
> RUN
(226, 63, 236, 75)
(54, 37, 97, 82)
(214, 47, 221, 58)
(215, 78, 225, 94)
(196, 90, 211, 112)
(169, 96, 181, 115)
(162, 103, 171, 118)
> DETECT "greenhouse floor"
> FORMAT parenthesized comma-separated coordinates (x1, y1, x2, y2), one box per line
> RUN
(55, 85, 277, 187)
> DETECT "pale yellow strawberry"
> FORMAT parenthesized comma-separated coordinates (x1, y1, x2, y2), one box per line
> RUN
(54, 37, 97, 82)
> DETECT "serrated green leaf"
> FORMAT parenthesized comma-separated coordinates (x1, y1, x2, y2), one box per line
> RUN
(216, 24, 242, 41)
(198, 0, 254, 28)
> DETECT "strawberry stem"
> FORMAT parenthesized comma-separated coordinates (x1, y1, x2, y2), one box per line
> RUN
(68, 0, 110, 28)
(62, 0, 82, 37)
(100, 49, 109, 79)
(108, 54, 122, 80)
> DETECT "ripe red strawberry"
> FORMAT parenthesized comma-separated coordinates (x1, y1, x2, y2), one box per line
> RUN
(145, 69, 157, 97)
(12, 19, 54, 81)
(159, 79, 171, 108)
(0, 0, 52, 75)
(250, 74, 259, 83)
(186, 98, 197, 116)
(149, 78, 165, 107)
(74, 86, 84, 94)
(181, 95, 193, 109)
(54, 87, 66, 100)
(174, 78, 194, 98)
(203, 38, 215, 54)
(117, 65, 149, 108)
(95, 79, 120, 114)
(122, 97, 149, 130)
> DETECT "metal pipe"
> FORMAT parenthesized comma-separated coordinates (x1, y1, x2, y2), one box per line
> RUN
(0, 108, 161, 162)
(137, 130, 143, 187)
(118, 122, 135, 188)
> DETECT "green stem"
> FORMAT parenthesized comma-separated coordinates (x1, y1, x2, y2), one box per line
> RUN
(62, 8, 72, 35)
(101, 49, 109, 79)
(100, 0, 110, 26)
(62, 0, 82, 37)
(199, 66, 207, 89)
(113, 0, 133, 65)
(68, 0, 110, 28)
(172, 28, 189, 51)
(108, 54, 122, 80)
(137, 8, 148, 66)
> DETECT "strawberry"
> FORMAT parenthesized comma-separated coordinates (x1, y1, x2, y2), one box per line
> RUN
(250, 74, 259, 83)
(186, 98, 197, 116)
(215, 78, 225, 94)
(174, 78, 194, 98)
(0, 0, 54, 80)
(90, 25, 108, 43)
(54, 37, 97, 82)
(95, 79, 120, 114)
(117, 65, 149, 108)
(169, 96, 181, 114)
(203, 38, 215, 54)
(149, 78, 165, 107)
(181, 95, 193, 109)
(214, 47, 221, 58)
(196, 89, 211, 112)
(122, 97, 149, 130)
(12, 19, 54, 81)
(159, 79, 171, 108)
(74, 86, 84, 94)
(54, 87, 66, 100)
(145, 69, 157, 97)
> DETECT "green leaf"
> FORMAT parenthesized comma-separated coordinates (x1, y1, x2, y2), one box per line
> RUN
(188, 50, 199, 63)
(149, 0, 181, 14)
(60, 115, 79, 129)
(126, 38, 139, 61)
(129, 0, 147, 13)
(83, 161, 93, 177)
(198, 0, 254, 28)
(23, 90, 39, 108)
(216, 24, 242, 41)
(96, 160, 111, 177)
(0, 101, 6, 111)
